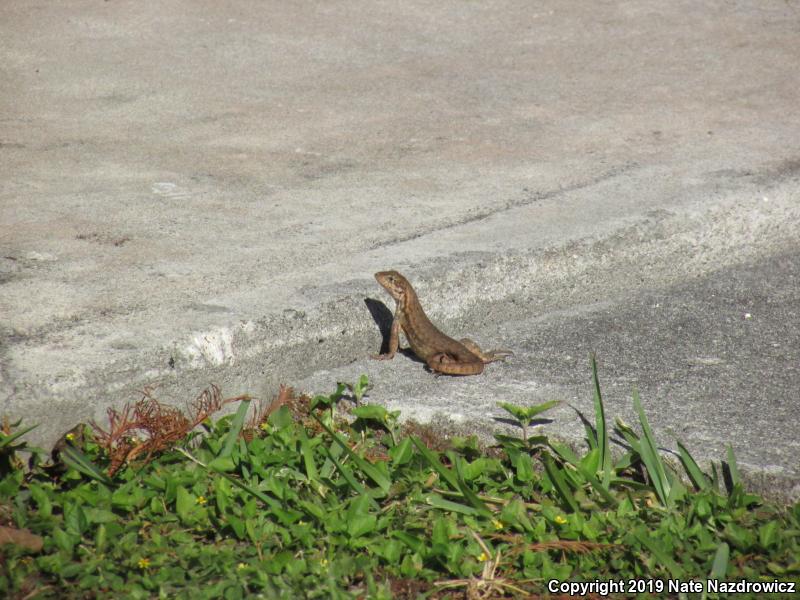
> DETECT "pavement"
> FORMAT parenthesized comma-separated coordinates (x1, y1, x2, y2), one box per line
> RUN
(1, 0, 798, 501)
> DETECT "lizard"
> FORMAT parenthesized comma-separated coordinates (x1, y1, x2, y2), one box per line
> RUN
(373, 270, 512, 375)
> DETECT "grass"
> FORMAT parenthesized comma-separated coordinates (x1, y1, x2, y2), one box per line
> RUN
(1, 357, 798, 599)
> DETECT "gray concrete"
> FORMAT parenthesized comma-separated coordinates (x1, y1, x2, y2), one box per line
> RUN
(1, 1, 798, 499)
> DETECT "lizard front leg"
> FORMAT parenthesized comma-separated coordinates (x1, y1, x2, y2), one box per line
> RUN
(459, 339, 514, 364)
(373, 313, 402, 360)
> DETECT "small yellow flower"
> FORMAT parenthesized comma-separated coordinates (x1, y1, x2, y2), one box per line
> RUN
(237, 562, 247, 570)
(554, 515, 568, 525)
(478, 552, 488, 562)
(259, 422, 270, 431)
(196, 495, 207, 505)
(492, 519, 504, 530)
(65, 433, 75, 441)
(138, 558, 150, 569)
(298, 520, 305, 526)
(321, 558, 329, 567)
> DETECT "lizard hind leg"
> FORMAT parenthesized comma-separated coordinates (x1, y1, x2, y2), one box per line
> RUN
(459, 338, 514, 364)
(427, 351, 484, 376)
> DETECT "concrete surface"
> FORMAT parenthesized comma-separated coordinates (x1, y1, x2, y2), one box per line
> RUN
(1, 1, 799, 500)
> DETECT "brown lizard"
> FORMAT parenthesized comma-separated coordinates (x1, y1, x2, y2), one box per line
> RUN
(373, 270, 512, 375)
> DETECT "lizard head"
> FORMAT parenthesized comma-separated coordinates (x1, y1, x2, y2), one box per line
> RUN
(374, 270, 410, 301)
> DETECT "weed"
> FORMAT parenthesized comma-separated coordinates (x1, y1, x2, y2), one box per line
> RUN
(1, 366, 798, 598)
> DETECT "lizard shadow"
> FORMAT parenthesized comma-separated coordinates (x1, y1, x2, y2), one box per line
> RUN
(364, 297, 424, 363)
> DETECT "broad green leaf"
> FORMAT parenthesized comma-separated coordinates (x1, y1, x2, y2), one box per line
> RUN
(352, 405, 388, 423)
(451, 453, 492, 517)
(709, 542, 729, 579)
(269, 405, 294, 429)
(391, 531, 424, 553)
(53, 527, 76, 553)
(228, 515, 246, 539)
(310, 383, 347, 411)
(299, 500, 326, 521)
(30, 484, 52, 518)
(461, 457, 492, 481)
(111, 483, 147, 511)
(175, 486, 195, 522)
(724, 522, 753, 550)
(389, 437, 413, 466)
(208, 456, 236, 472)
(759, 521, 778, 549)
(348, 514, 376, 538)
(375, 539, 403, 563)
(346, 493, 372, 519)
(431, 517, 450, 546)
(512, 452, 534, 483)
(498, 400, 560, 423)
(353, 374, 370, 403)
(500, 498, 533, 532)
(64, 502, 89, 537)
(94, 524, 107, 552)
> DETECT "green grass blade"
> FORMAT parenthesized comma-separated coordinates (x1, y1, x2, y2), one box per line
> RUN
(323, 445, 367, 495)
(590, 354, 612, 488)
(549, 442, 617, 506)
(631, 529, 682, 578)
(665, 469, 687, 504)
(543, 452, 578, 512)
(61, 446, 113, 486)
(726, 445, 741, 487)
(614, 417, 642, 453)
(298, 427, 320, 482)
(609, 478, 652, 492)
(411, 438, 490, 516)
(220, 472, 299, 526)
(549, 441, 581, 465)
(219, 398, 251, 458)
(410, 436, 460, 491)
(0, 423, 38, 448)
(579, 466, 618, 505)
(313, 414, 390, 493)
(632, 389, 670, 506)
(421, 493, 483, 516)
(676, 440, 710, 491)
